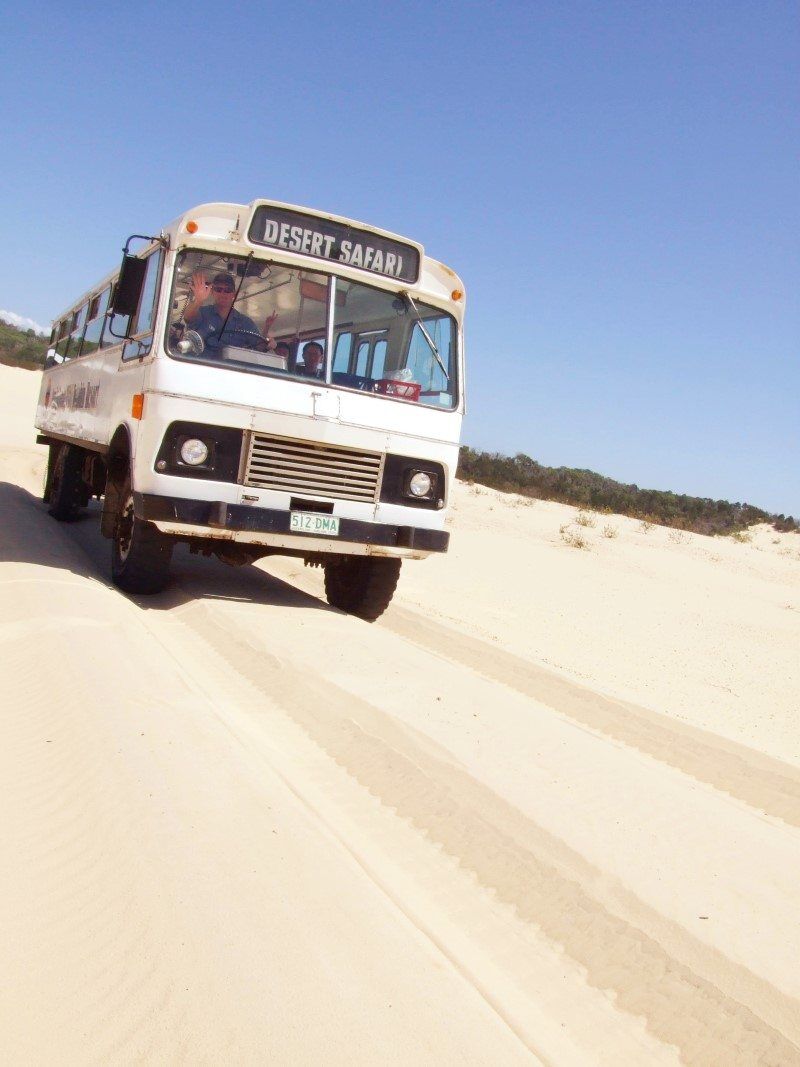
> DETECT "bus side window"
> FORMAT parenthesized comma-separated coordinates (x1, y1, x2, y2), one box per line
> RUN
(80, 287, 111, 357)
(63, 305, 88, 361)
(123, 249, 164, 360)
(45, 323, 60, 367)
(105, 279, 129, 345)
(54, 319, 70, 360)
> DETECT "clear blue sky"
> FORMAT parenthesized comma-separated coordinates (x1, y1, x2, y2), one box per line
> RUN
(2, 1, 797, 515)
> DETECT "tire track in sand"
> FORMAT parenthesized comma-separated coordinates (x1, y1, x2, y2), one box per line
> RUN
(380, 605, 800, 829)
(268, 564, 800, 828)
(157, 599, 800, 1067)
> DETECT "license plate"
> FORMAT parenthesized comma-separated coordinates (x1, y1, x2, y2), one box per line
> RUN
(290, 511, 340, 537)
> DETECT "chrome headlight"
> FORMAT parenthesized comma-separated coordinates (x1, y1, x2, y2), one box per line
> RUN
(179, 438, 210, 466)
(408, 471, 433, 498)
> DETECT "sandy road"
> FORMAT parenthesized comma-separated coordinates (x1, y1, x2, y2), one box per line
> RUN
(1, 381, 800, 1063)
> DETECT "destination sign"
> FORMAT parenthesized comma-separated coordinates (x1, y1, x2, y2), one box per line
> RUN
(249, 206, 420, 284)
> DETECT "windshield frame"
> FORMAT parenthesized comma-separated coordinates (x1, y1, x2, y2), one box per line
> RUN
(164, 248, 460, 410)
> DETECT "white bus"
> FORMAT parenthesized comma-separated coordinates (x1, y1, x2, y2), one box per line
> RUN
(35, 200, 465, 620)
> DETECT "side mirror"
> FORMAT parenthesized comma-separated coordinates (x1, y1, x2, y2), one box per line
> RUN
(106, 232, 167, 341)
(110, 254, 147, 318)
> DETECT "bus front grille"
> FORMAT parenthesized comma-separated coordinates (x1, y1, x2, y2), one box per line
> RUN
(243, 433, 383, 503)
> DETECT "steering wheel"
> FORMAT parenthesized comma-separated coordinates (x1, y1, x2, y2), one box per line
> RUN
(220, 327, 269, 352)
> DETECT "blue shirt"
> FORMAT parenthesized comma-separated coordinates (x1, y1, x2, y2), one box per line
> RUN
(193, 305, 262, 353)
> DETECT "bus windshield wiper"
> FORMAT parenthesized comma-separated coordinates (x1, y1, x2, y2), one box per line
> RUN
(218, 252, 254, 340)
(401, 291, 449, 382)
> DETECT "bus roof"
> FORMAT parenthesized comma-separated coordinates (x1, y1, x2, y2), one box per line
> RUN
(167, 200, 464, 310)
(50, 199, 465, 326)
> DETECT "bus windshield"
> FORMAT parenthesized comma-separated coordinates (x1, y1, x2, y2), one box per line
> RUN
(166, 250, 457, 409)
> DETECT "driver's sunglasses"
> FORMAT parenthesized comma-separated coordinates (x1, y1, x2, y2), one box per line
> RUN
(213, 286, 234, 294)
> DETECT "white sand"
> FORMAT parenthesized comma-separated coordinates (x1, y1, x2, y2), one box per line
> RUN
(2, 363, 799, 1064)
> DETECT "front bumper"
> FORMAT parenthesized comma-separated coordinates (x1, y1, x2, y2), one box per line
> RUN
(134, 493, 449, 556)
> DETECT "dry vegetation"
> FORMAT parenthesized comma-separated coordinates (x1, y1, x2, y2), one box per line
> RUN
(559, 523, 589, 550)
(575, 511, 596, 528)
(458, 447, 798, 535)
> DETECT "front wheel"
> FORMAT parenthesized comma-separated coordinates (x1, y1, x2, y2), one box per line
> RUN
(324, 557, 401, 622)
(111, 480, 173, 594)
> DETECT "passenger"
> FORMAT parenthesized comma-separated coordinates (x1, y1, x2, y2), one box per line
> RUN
(184, 271, 275, 353)
(299, 341, 325, 378)
(259, 337, 288, 370)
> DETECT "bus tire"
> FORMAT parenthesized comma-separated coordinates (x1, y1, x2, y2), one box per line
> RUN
(111, 479, 173, 594)
(47, 444, 83, 521)
(323, 557, 401, 622)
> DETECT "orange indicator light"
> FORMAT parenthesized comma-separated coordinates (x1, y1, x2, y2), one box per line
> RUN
(186, 220, 198, 233)
(131, 393, 144, 420)
(451, 289, 463, 301)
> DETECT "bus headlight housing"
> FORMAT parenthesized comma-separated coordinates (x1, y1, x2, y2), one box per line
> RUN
(403, 468, 438, 502)
(378, 455, 446, 509)
(407, 471, 433, 498)
(179, 438, 210, 466)
(155, 422, 245, 482)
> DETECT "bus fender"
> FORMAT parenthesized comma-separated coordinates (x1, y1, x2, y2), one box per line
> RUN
(100, 426, 132, 538)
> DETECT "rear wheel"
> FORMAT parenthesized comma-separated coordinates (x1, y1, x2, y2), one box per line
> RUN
(46, 444, 83, 521)
(111, 479, 173, 594)
(323, 557, 401, 621)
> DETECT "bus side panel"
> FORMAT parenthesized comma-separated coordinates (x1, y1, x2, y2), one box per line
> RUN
(36, 344, 148, 483)
(36, 348, 110, 449)
(37, 345, 146, 454)
(97, 347, 149, 461)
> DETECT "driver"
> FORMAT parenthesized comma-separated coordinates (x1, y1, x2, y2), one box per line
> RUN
(183, 271, 276, 354)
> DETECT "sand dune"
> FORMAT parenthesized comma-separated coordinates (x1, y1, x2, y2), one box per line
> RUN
(1, 363, 798, 1064)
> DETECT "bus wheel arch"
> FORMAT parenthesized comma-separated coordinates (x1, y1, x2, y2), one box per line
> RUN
(100, 426, 132, 539)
